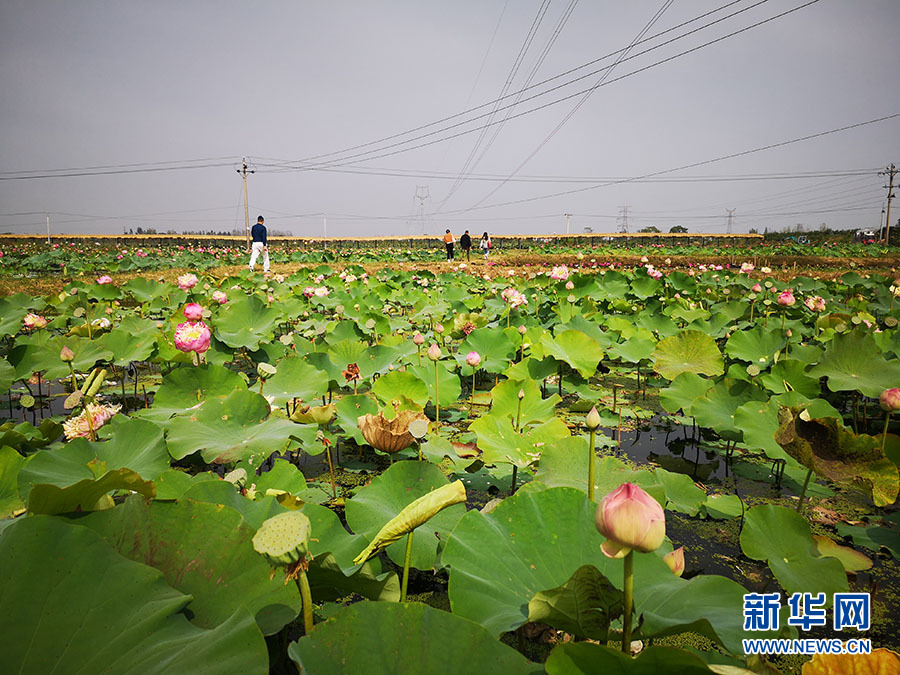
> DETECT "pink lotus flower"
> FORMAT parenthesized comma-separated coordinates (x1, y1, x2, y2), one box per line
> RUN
(59, 346, 75, 362)
(777, 290, 795, 307)
(96, 275, 113, 285)
(426, 343, 442, 361)
(23, 313, 47, 330)
(183, 303, 204, 321)
(211, 290, 228, 304)
(177, 273, 198, 290)
(879, 388, 900, 412)
(63, 402, 121, 440)
(313, 286, 329, 298)
(595, 482, 666, 559)
(413, 332, 425, 346)
(465, 351, 482, 368)
(804, 295, 826, 312)
(434, 323, 445, 334)
(549, 265, 570, 281)
(174, 320, 211, 353)
(565, 280, 575, 290)
(663, 546, 685, 576)
(751, 283, 762, 293)
(303, 286, 316, 298)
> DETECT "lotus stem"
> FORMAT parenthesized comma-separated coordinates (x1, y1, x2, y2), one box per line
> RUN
(781, 310, 786, 334)
(588, 429, 596, 501)
(470, 371, 476, 413)
(622, 550, 634, 653)
(433, 360, 440, 435)
(68, 363, 77, 392)
(297, 567, 314, 633)
(882, 411, 891, 455)
(401, 530, 414, 602)
(510, 465, 518, 496)
(325, 443, 337, 499)
(796, 466, 814, 511)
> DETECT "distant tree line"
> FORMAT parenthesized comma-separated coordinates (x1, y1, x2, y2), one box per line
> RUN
(126, 227, 291, 236)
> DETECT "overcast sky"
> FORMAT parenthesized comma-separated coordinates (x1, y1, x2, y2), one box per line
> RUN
(1, 1, 898, 238)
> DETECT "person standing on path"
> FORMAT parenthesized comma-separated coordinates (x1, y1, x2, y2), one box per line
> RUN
(459, 230, 472, 261)
(249, 215, 270, 274)
(443, 229, 455, 261)
(479, 231, 492, 259)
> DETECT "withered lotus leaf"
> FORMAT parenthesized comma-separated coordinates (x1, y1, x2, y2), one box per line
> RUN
(357, 410, 429, 453)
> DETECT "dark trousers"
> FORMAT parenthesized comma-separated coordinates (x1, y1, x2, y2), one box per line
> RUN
(445, 243, 454, 260)
(461, 246, 470, 260)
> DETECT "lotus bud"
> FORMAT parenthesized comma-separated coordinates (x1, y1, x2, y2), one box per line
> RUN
(59, 346, 75, 362)
(663, 546, 685, 577)
(777, 290, 795, 307)
(518, 325, 527, 335)
(786, 329, 792, 338)
(595, 482, 666, 559)
(465, 351, 482, 368)
(426, 343, 442, 361)
(879, 388, 900, 412)
(565, 280, 574, 290)
(434, 323, 445, 334)
(413, 332, 425, 346)
(183, 302, 204, 321)
(518, 389, 525, 400)
(586, 406, 601, 430)
(752, 283, 762, 293)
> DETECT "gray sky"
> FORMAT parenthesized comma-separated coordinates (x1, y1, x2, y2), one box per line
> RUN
(1, 1, 898, 238)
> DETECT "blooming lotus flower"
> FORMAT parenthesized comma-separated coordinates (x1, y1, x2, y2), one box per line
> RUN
(550, 265, 570, 281)
(880, 388, 900, 412)
(177, 273, 198, 290)
(777, 290, 795, 307)
(740, 262, 755, 273)
(427, 343, 442, 361)
(96, 275, 113, 285)
(211, 290, 228, 304)
(663, 546, 685, 577)
(183, 303, 204, 321)
(751, 283, 762, 293)
(91, 317, 111, 330)
(804, 295, 826, 312)
(23, 313, 47, 330)
(174, 320, 211, 353)
(63, 402, 121, 440)
(465, 351, 481, 368)
(595, 482, 666, 559)
(313, 286, 329, 297)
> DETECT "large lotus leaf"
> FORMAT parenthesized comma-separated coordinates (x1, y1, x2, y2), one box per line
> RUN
(470, 414, 570, 469)
(724, 326, 786, 367)
(356, 343, 411, 380)
(0, 515, 267, 674)
(488, 376, 561, 425)
(740, 504, 847, 598)
(326, 338, 369, 374)
(0, 357, 16, 394)
(812, 535, 872, 573)
(652, 330, 723, 380)
(691, 380, 766, 441)
(0, 298, 28, 338)
(288, 601, 538, 675)
(545, 643, 713, 675)
(458, 325, 517, 375)
(658, 372, 713, 415)
(409, 361, 462, 408)
(802, 649, 900, 675)
(101, 316, 160, 365)
(505, 355, 562, 383)
(262, 356, 329, 406)
(590, 456, 666, 506)
(334, 394, 379, 445)
(541, 330, 604, 379)
(444, 487, 668, 637)
(532, 436, 601, 497)
(27, 468, 156, 515)
(18, 417, 168, 500)
(165, 389, 299, 463)
(733, 399, 790, 461)
(655, 468, 707, 516)
(0, 418, 61, 454)
(153, 469, 221, 500)
(79, 494, 300, 635)
(606, 336, 657, 365)
(835, 521, 900, 559)
(0, 445, 26, 517)
(214, 294, 281, 350)
(758, 359, 821, 398)
(371, 370, 429, 408)
(807, 331, 900, 397)
(528, 564, 623, 641)
(345, 460, 465, 570)
(11, 335, 114, 380)
(138, 363, 248, 422)
(123, 276, 171, 302)
(184, 480, 287, 530)
(774, 408, 900, 506)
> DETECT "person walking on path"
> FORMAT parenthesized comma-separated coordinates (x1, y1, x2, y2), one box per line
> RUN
(479, 231, 492, 259)
(459, 230, 472, 261)
(249, 215, 270, 273)
(443, 229, 455, 261)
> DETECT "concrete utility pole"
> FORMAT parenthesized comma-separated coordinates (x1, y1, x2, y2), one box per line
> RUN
(882, 164, 896, 244)
(237, 158, 255, 251)
(46, 213, 50, 244)
(565, 213, 572, 235)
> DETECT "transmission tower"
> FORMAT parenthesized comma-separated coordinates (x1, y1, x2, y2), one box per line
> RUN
(617, 205, 630, 233)
(726, 208, 735, 234)
(412, 185, 431, 235)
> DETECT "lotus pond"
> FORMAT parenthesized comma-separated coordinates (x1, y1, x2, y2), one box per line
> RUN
(1, 257, 899, 674)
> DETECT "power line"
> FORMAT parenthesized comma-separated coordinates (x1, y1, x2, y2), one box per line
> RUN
(0, 158, 237, 181)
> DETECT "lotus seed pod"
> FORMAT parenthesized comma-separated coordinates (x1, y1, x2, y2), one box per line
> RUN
(252, 511, 312, 567)
(586, 406, 601, 431)
(427, 343, 442, 361)
(224, 468, 248, 489)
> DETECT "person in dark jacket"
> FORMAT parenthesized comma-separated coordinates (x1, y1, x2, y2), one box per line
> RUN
(459, 230, 472, 261)
(249, 215, 269, 273)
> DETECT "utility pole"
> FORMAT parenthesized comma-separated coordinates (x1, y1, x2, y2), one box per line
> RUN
(617, 206, 630, 233)
(881, 164, 896, 245)
(414, 185, 430, 235)
(565, 213, 572, 235)
(726, 208, 735, 235)
(236, 158, 254, 251)
(323, 215, 327, 242)
(46, 212, 50, 244)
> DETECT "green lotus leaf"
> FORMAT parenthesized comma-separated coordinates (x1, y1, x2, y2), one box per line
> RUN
(528, 564, 623, 641)
(345, 460, 466, 570)
(10, 336, 114, 380)
(334, 394, 379, 445)
(458, 325, 517, 375)
(758, 358, 820, 398)
(541, 329, 605, 379)
(691, 380, 766, 441)
(214, 294, 282, 350)
(652, 330, 723, 380)
(165, 389, 299, 463)
(470, 414, 570, 469)
(740, 504, 847, 598)
(137, 363, 247, 422)
(326, 338, 369, 374)
(123, 276, 171, 302)
(184, 480, 288, 530)
(606, 336, 657, 364)
(262, 356, 329, 406)
(658, 372, 713, 415)
(153, 469, 221, 500)
(505, 355, 562, 383)
(655, 468, 707, 516)
(774, 408, 900, 506)
(0, 298, 28, 338)
(371, 370, 429, 408)
(807, 330, 900, 397)
(27, 467, 155, 515)
(545, 643, 713, 675)
(488, 376, 561, 426)
(288, 601, 538, 675)
(409, 361, 462, 408)
(835, 520, 900, 559)
(702, 494, 744, 519)
(0, 358, 16, 394)
(101, 316, 160, 365)
(0, 515, 268, 674)
(812, 535, 873, 572)
(531, 436, 617, 499)
(724, 326, 786, 367)
(79, 494, 300, 635)
(733, 399, 790, 461)
(0, 445, 26, 517)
